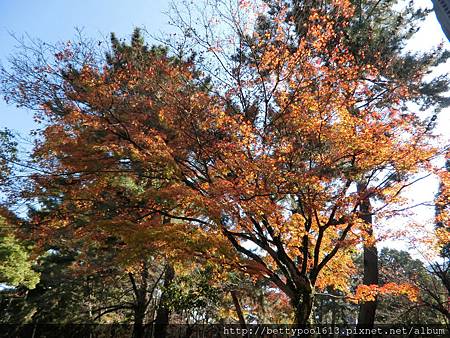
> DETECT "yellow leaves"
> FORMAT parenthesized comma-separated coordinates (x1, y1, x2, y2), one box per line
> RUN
(436, 227, 450, 250)
(315, 248, 356, 292)
(281, 213, 308, 249)
(383, 283, 420, 302)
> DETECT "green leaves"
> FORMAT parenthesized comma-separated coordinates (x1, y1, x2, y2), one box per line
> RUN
(0, 128, 18, 185)
(0, 218, 40, 289)
(164, 267, 221, 314)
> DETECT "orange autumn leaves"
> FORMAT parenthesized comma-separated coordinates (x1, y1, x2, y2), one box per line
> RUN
(15, 0, 445, 308)
(354, 283, 419, 303)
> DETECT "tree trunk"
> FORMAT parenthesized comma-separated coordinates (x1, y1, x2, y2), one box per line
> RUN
(133, 291, 147, 338)
(130, 261, 150, 338)
(357, 184, 379, 327)
(230, 290, 246, 328)
(154, 264, 175, 338)
(133, 310, 145, 338)
(293, 291, 314, 325)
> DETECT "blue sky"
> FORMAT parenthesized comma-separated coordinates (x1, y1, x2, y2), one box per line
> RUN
(0, 0, 170, 133)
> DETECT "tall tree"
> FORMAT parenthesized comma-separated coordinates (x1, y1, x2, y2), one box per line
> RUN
(429, 153, 450, 326)
(1, 2, 449, 325)
(268, 0, 450, 325)
(0, 131, 40, 291)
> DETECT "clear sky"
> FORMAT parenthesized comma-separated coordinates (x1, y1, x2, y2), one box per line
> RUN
(0, 0, 171, 133)
(0, 0, 448, 253)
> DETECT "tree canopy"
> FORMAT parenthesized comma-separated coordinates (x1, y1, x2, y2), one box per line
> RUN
(0, 0, 449, 330)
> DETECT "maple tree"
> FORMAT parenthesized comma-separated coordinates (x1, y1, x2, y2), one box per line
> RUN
(1, 1, 449, 326)
(163, 0, 448, 323)
(252, 0, 450, 325)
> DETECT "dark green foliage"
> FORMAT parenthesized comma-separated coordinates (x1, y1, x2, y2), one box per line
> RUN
(164, 266, 221, 323)
(376, 248, 444, 324)
(106, 28, 169, 70)
(0, 248, 139, 325)
(313, 289, 357, 324)
(1, 250, 84, 324)
(0, 129, 18, 183)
